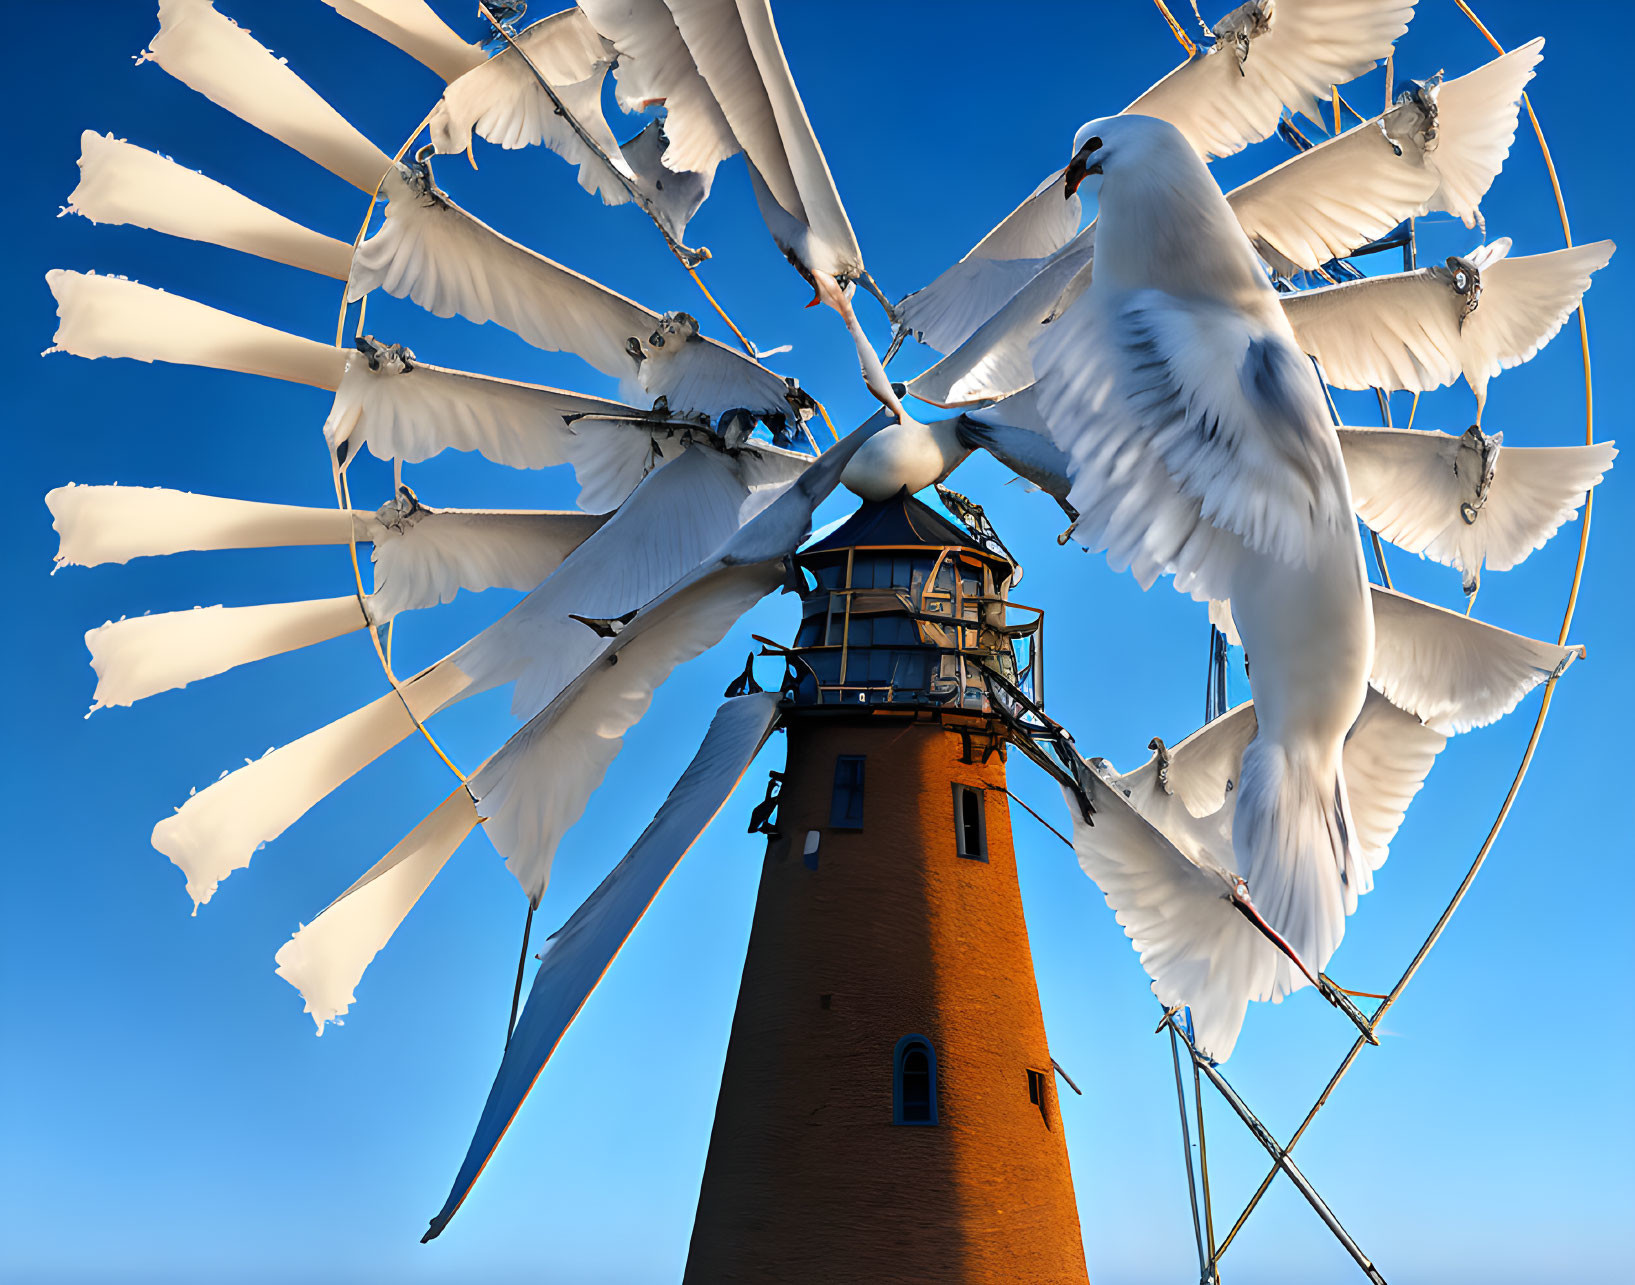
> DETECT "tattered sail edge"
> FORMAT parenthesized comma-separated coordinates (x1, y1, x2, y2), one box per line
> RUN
(140, 0, 395, 194)
(65, 131, 355, 280)
(275, 786, 482, 1034)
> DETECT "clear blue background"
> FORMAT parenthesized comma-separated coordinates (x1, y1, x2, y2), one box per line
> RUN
(4, 2, 1630, 1281)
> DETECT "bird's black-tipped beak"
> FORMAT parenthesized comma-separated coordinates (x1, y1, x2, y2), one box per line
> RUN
(1064, 137, 1103, 199)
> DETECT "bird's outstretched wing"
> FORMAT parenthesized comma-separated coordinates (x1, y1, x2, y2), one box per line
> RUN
(1282, 240, 1615, 406)
(580, 0, 740, 176)
(423, 691, 783, 1240)
(1076, 686, 1443, 1061)
(1034, 287, 1349, 602)
(907, 231, 1096, 408)
(348, 162, 792, 417)
(1065, 767, 1273, 1063)
(895, 169, 1084, 355)
(1368, 585, 1581, 733)
(428, 9, 636, 203)
(1339, 427, 1615, 590)
(659, 0, 864, 279)
(369, 506, 613, 619)
(450, 425, 869, 905)
(1229, 40, 1543, 274)
(957, 390, 1075, 505)
(135, 445, 756, 909)
(1126, 0, 1416, 161)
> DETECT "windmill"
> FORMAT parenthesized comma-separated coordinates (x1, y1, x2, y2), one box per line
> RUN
(41, 0, 1616, 1278)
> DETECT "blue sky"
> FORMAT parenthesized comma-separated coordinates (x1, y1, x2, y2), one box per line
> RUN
(4, 2, 1630, 1281)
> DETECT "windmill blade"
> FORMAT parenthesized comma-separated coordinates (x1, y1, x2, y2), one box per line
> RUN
(429, 9, 636, 204)
(152, 662, 469, 909)
(1426, 38, 1546, 226)
(1282, 239, 1615, 408)
(318, 0, 485, 82)
(1338, 426, 1616, 591)
(895, 170, 1083, 355)
(1340, 691, 1446, 896)
(323, 345, 648, 479)
(347, 163, 791, 417)
(1063, 769, 1271, 1063)
(1228, 40, 1544, 275)
(1113, 701, 1261, 823)
(370, 501, 611, 618)
(619, 119, 715, 246)
(142, 0, 393, 193)
(147, 445, 769, 908)
(424, 690, 780, 1240)
(579, 0, 739, 176)
(956, 391, 1073, 506)
(65, 132, 354, 279)
(85, 596, 370, 711)
(1368, 585, 1581, 733)
(446, 445, 781, 723)
(45, 485, 374, 568)
(1126, 0, 1417, 161)
(907, 231, 1095, 407)
(1077, 688, 1443, 1061)
(661, 0, 864, 278)
(45, 270, 346, 390)
(466, 427, 867, 904)
(275, 787, 482, 1033)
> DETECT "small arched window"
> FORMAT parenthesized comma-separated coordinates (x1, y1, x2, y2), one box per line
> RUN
(893, 1035, 938, 1126)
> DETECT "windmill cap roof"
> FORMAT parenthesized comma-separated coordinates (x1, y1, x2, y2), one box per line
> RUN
(802, 490, 1000, 560)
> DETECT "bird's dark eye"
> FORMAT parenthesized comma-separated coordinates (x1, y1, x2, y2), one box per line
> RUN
(1086, 135, 1102, 152)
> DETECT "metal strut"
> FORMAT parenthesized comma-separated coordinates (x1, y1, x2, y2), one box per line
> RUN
(1166, 1016, 1388, 1284)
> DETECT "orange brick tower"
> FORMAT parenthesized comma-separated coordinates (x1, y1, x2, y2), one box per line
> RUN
(685, 494, 1089, 1283)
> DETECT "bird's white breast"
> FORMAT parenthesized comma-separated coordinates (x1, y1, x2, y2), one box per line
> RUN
(840, 420, 964, 501)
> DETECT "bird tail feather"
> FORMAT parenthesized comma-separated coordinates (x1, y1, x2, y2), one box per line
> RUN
(1234, 739, 1352, 997)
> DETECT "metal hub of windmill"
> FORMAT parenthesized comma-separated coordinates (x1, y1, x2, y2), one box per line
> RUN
(44, 0, 1614, 1278)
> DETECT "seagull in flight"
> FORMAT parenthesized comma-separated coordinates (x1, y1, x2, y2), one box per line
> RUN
(1038, 113, 1374, 984)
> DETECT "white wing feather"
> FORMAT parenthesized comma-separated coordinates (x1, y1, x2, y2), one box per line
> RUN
(1065, 770, 1273, 1063)
(428, 11, 635, 204)
(469, 427, 865, 901)
(1283, 241, 1615, 403)
(1078, 687, 1443, 1061)
(908, 230, 1095, 407)
(152, 662, 470, 908)
(1228, 41, 1543, 274)
(143, 0, 392, 192)
(66, 132, 354, 279)
(1368, 585, 1581, 733)
(894, 169, 1082, 355)
(347, 166, 789, 417)
(1339, 427, 1616, 585)
(1127, 0, 1416, 160)
(370, 507, 610, 618)
(578, 0, 739, 176)
(1035, 288, 1347, 601)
